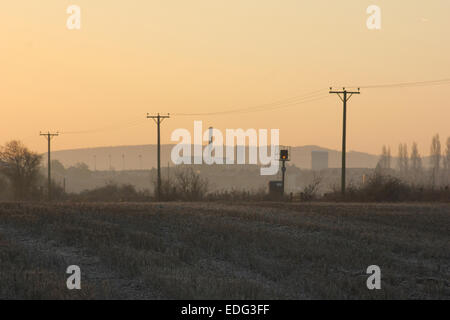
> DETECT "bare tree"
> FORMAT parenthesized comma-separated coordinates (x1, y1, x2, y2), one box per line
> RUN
(0, 140, 42, 200)
(444, 137, 450, 185)
(430, 134, 441, 187)
(175, 167, 209, 201)
(300, 174, 322, 201)
(386, 146, 391, 170)
(376, 145, 391, 172)
(410, 142, 423, 184)
(397, 143, 408, 177)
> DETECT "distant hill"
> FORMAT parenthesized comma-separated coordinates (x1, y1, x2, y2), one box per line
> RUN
(290, 145, 380, 169)
(50, 144, 384, 170)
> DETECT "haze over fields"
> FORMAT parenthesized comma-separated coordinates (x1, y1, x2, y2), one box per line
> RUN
(51, 144, 382, 171)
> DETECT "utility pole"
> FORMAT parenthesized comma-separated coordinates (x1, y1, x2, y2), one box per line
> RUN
(147, 113, 170, 201)
(329, 87, 360, 195)
(40, 131, 59, 201)
(281, 161, 286, 195)
(279, 149, 289, 196)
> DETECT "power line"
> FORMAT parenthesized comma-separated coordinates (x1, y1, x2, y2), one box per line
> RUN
(174, 89, 326, 116)
(174, 77, 450, 116)
(212, 94, 330, 116)
(29, 76, 450, 146)
(174, 89, 329, 116)
(348, 78, 450, 90)
(241, 93, 330, 114)
(60, 118, 146, 135)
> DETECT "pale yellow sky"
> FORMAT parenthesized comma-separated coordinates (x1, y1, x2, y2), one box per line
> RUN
(1, 1, 449, 155)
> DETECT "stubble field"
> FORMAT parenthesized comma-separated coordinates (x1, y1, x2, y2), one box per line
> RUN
(0, 201, 448, 299)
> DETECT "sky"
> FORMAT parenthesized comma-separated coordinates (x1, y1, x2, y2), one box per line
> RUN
(1, 0, 449, 155)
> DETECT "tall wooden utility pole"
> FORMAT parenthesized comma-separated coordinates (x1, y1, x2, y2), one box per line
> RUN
(40, 131, 59, 201)
(147, 113, 170, 201)
(329, 87, 360, 195)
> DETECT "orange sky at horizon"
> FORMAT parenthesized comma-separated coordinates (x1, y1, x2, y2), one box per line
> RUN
(1, 1, 449, 155)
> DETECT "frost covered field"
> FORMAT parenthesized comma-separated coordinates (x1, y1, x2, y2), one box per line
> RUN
(0, 202, 448, 299)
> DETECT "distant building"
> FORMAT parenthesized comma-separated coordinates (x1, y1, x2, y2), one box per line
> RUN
(311, 151, 328, 170)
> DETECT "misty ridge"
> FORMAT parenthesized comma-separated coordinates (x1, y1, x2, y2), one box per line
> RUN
(40, 144, 389, 194)
(1, 135, 448, 202)
(49, 144, 395, 171)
